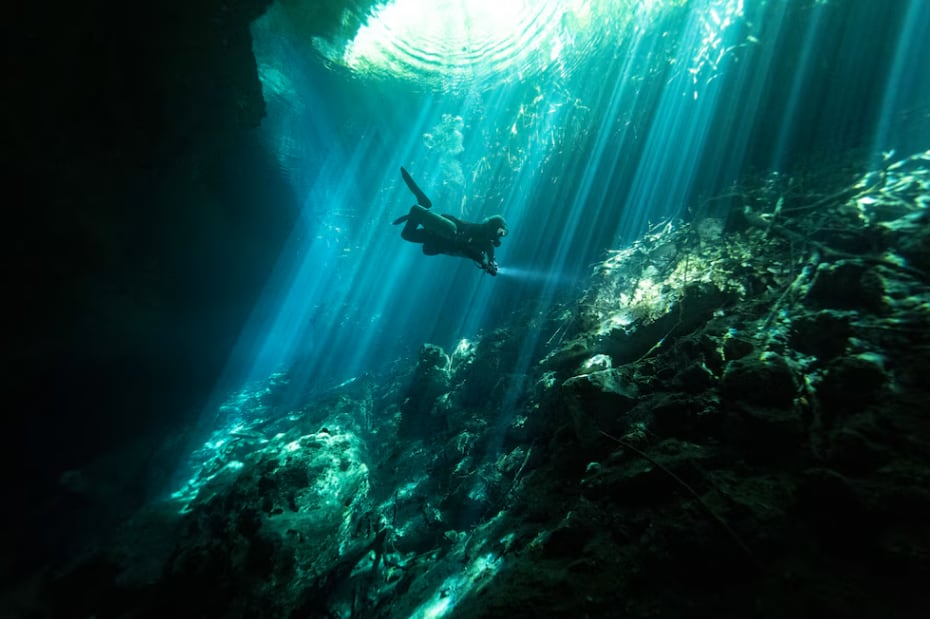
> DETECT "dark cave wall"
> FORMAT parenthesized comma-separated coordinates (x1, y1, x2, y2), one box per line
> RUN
(5, 0, 296, 507)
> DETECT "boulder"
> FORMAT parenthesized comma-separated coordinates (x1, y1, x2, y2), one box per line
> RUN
(721, 352, 800, 408)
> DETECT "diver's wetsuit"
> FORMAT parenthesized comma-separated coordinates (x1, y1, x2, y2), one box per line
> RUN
(393, 167, 507, 275)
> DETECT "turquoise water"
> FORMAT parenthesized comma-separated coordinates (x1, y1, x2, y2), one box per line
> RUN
(223, 0, 929, 405)
(9, 1, 929, 616)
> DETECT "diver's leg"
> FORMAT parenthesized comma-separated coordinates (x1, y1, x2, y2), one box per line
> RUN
(401, 210, 427, 243)
(399, 205, 456, 245)
(410, 205, 456, 239)
(400, 167, 433, 208)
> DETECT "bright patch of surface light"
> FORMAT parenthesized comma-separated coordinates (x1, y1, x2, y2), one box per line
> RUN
(328, 0, 622, 90)
(309, 0, 747, 92)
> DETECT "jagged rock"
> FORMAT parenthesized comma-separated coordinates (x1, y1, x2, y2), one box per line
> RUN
(722, 334, 755, 361)
(579, 353, 613, 373)
(817, 352, 888, 414)
(806, 261, 887, 313)
(790, 310, 855, 360)
(416, 342, 450, 376)
(697, 331, 727, 375)
(826, 416, 891, 473)
(737, 404, 807, 461)
(721, 352, 800, 407)
(717, 351, 807, 459)
(542, 337, 594, 373)
(885, 209, 930, 276)
(399, 343, 451, 437)
(674, 359, 717, 393)
(563, 368, 641, 444)
(581, 439, 714, 503)
(541, 504, 600, 559)
(101, 425, 374, 618)
(650, 392, 722, 438)
(442, 462, 502, 529)
(601, 283, 734, 365)
(456, 329, 521, 408)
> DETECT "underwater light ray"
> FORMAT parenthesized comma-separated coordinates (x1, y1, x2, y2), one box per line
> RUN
(870, 0, 930, 166)
(614, 0, 745, 243)
(378, 86, 542, 343)
(333, 233, 438, 376)
(764, 1, 817, 172)
(683, 0, 784, 194)
(440, 111, 551, 337)
(283, 184, 419, 385)
(283, 108, 498, 388)
(547, 72, 631, 274)
(493, 6, 674, 287)
(217, 77, 459, 400)
(213, 148, 359, 387)
(231, 0, 757, 415)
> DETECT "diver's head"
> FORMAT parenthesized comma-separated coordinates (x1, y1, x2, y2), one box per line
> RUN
(484, 215, 508, 242)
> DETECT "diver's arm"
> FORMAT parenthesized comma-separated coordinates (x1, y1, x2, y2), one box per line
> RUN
(481, 244, 499, 275)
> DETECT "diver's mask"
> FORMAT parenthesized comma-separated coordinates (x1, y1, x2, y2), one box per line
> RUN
(493, 227, 507, 247)
(487, 215, 508, 243)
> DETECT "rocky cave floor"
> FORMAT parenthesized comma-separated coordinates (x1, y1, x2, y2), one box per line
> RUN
(16, 150, 930, 618)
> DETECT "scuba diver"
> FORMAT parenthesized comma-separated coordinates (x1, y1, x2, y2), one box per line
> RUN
(392, 166, 508, 276)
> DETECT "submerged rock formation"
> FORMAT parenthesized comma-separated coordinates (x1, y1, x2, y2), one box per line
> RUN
(24, 151, 930, 618)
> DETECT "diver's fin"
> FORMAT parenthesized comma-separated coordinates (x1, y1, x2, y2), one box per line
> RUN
(392, 214, 409, 225)
(400, 166, 433, 209)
